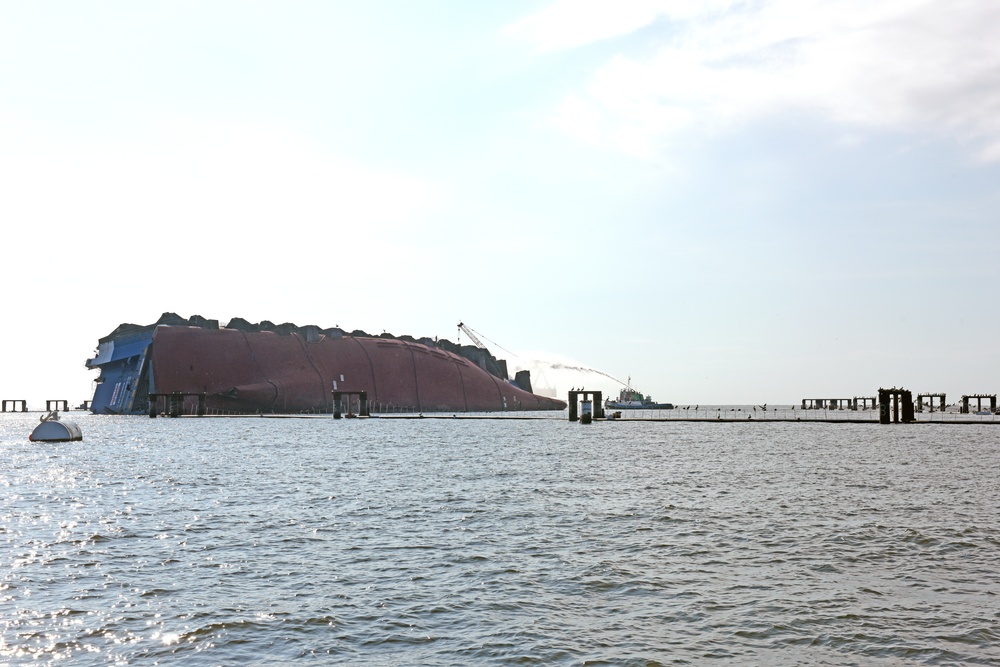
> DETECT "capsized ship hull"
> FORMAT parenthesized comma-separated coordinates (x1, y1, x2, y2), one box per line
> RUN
(86, 314, 567, 414)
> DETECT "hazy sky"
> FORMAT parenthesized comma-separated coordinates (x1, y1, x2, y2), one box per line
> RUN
(2, 0, 998, 407)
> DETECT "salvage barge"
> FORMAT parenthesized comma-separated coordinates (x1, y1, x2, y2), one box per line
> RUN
(86, 313, 567, 415)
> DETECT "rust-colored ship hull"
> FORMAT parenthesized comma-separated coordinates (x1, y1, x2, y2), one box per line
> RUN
(86, 314, 566, 415)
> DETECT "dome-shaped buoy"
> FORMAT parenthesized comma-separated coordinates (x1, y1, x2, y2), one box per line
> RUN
(29, 411, 82, 442)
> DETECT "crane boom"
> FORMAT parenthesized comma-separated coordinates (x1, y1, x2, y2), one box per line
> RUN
(456, 322, 486, 349)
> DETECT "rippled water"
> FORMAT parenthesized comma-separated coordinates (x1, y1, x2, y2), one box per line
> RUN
(3, 412, 999, 665)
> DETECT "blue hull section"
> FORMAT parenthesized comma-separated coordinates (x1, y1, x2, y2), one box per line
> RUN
(86, 330, 154, 414)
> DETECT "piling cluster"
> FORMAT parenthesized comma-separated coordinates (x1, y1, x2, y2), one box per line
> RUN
(566, 386, 999, 425)
(2, 399, 83, 413)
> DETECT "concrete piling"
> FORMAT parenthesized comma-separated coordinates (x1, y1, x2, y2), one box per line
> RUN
(878, 388, 914, 424)
(147, 392, 208, 417)
(567, 390, 604, 422)
(332, 391, 370, 418)
(916, 393, 946, 413)
(961, 394, 997, 414)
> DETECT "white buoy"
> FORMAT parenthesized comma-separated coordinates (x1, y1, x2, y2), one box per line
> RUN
(29, 411, 83, 442)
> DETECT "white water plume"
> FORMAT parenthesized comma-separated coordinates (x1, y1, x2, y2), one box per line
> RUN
(512, 358, 625, 399)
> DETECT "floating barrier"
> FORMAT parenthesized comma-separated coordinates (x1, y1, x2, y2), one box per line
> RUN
(29, 411, 83, 442)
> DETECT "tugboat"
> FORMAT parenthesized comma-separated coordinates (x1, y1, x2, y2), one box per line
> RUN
(604, 378, 673, 410)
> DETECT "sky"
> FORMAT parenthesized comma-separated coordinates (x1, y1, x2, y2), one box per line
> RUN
(1, 0, 998, 408)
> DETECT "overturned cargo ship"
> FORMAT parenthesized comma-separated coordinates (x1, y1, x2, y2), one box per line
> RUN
(86, 313, 567, 415)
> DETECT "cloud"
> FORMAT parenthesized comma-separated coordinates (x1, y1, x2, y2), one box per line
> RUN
(507, 0, 1000, 160)
(502, 0, 732, 52)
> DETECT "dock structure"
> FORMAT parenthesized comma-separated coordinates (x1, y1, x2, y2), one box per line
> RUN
(853, 396, 877, 410)
(148, 392, 207, 417)
(567, 389, 604, 422)
(878, 387, 915, 424)
(332, 391, 370, 418)
(802, 398, 869, 410)
(916, 393, 946, 413)
(961, 394, 997, 414)
(46, 400, 69, 412)
(2, 399, 28, 412)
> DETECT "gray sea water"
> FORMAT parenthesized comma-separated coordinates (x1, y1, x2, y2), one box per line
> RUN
(2, 412, 999, 666)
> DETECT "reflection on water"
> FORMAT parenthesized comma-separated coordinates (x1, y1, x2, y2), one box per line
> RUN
(2, 413, 999, 665)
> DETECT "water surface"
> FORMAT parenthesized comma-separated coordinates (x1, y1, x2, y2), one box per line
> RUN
(3, 413, 999, 665)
